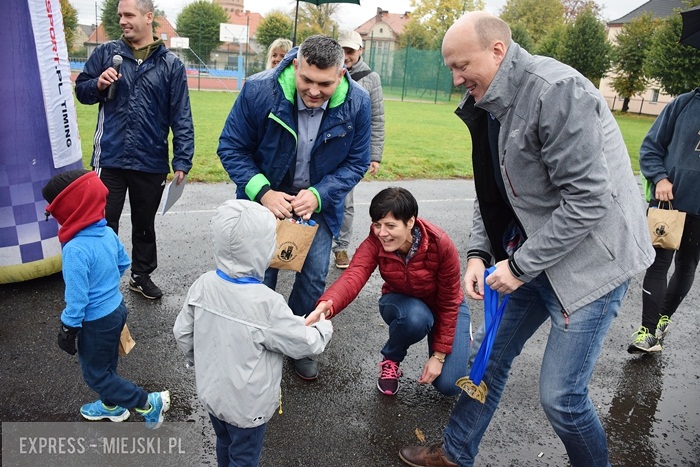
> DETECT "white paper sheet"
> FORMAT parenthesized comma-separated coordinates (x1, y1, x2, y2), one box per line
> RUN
(159, 177, 186, 215)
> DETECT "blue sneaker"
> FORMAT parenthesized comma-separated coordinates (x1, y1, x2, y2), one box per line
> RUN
(80, 400, 130, 422)
(136, 391, 170, 429)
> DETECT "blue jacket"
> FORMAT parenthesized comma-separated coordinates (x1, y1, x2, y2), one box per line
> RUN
(217, 50, 371, 236)
(75, 40, 194, 174)
(61, 220, 130, 327)
(640, 88, 700, 216)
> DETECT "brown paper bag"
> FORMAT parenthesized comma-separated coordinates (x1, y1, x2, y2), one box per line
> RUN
(118, 323, 136, 356)
(647, 202, 686, 250)
(269, 219, 318, 272)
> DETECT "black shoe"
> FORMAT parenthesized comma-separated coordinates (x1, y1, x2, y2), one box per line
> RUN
(293, 357, 318, 380)
(129, 274, 163, 300)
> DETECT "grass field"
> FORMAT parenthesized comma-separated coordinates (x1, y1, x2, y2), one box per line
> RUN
(73, 90, 655, 183)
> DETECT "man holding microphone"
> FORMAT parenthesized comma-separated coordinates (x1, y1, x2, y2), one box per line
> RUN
(76, 0, 194, 300)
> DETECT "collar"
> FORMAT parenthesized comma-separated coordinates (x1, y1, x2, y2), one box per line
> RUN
(216, 269, 262, 284)
(296, 94, 329, 113)
(475, 42, 528, 121)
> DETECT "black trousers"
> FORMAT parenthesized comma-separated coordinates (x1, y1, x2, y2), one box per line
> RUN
(642, 212, 700, 332)
(96, 168, 167, 276)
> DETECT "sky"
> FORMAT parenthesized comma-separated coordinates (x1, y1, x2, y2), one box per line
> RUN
(72, 0, 650, 28)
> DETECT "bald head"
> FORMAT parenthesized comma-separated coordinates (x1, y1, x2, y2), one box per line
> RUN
(442, 11, 511, 101)
(443, 11, 511, 52)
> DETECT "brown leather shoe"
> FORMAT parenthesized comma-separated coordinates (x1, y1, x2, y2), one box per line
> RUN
(334, 250, 350, 269)
(399, 443, 458, 467)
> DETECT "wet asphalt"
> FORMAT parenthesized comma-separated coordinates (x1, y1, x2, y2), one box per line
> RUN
(1, 179, 698, 466)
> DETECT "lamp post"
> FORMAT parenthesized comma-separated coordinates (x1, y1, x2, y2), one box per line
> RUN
(197, 10, 202, 91)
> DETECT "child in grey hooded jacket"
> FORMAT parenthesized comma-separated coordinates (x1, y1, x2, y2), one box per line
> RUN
(173, 200, 333, 466)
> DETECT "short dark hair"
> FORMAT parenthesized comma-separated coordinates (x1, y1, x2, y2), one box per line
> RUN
(297, 35, 344, 70)
(369, 187, 419, 224)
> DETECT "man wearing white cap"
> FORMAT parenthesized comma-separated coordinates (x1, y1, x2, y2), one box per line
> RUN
(333, 30, 385, 269)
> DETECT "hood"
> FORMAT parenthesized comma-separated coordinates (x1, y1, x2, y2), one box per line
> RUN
(45, 171, 108, 243)
(210, 200, 276, 280)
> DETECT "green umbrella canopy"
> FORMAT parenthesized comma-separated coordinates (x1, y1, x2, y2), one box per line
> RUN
(293, 0, 361, 46)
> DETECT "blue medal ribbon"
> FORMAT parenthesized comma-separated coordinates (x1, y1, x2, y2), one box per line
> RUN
(216, 269, 262, 284)
(469, 266, 509, 386)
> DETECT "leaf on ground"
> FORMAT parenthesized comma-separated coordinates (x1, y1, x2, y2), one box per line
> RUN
(415, 428, 425, 442)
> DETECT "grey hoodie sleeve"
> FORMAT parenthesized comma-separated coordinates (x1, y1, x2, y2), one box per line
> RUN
(261, 296, 333, 359)
(173, 300, 195, 367)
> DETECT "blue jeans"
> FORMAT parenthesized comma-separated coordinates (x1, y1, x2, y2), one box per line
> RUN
(78, 301, 148, 409)
(209, 413, 266, 467)
(443, 274, 629, 467)
(264, 213, 333, 317)
(378, 293, 471, 396)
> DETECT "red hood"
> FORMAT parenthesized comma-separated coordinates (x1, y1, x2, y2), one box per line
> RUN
(46, 172, 108, 242)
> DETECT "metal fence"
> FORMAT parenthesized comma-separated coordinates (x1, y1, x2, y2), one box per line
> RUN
(603, 95, 671, 117)
(70, 46, 667, 116)
(365, 47, 458, 103)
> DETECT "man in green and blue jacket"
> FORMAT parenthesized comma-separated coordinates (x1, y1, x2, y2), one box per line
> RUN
(217, 35, 371, 380)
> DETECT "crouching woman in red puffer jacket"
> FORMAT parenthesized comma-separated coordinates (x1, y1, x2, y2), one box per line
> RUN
(306, 187, 470, 396)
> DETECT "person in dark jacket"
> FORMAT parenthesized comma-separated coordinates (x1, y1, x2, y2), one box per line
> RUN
(628, 87, 700, 353)
(305, 187, 470, 396)
(75, 0, 194, 300)
(217, 35, 371, 382)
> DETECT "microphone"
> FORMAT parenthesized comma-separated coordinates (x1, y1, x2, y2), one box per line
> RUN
(107, 54, 123, 101)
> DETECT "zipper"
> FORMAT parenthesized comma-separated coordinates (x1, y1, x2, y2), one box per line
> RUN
(503, 159, 519, 198)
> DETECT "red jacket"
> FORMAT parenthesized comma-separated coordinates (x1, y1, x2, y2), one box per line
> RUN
(319, 218, 464, 354)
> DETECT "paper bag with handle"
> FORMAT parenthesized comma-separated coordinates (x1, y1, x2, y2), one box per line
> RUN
(270, 218, 318, 272)
(647, 201, 686, 251)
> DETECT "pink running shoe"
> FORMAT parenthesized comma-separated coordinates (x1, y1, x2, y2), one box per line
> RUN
(377, 358, 402, 395)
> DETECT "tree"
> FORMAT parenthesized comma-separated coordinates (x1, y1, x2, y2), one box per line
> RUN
(561, 0, 601, 22)
(60, 0, 79, 54)
(176, 1, 229, 65)
(510, 23, 535, 53)
(559, 7, 611, 86)
(102, 0, 121, 40)
(500, 0, 564, 46)
(406, 0, 485, 50)
(609, 13, 659, 112)
(256, 11, 293, 51)
(294, 3, 340, 43)
(398, 19, 433, 50)
(102, 0, 161, 41)
(536, 25, 566, 60)
(645, 12, 700, 97)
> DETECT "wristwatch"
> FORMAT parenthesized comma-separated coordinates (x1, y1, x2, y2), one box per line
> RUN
(431, 354, 446, 363)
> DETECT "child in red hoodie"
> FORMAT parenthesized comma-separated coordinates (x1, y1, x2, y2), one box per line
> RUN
(43, 169, 169, 428)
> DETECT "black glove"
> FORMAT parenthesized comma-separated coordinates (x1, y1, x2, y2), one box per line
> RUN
(57, 322, 80, 355)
